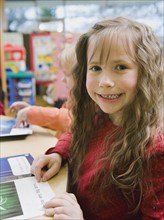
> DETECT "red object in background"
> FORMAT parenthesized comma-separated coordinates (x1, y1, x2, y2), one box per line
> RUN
(4, 44, 26, 61)
(0, 102, 5, 115)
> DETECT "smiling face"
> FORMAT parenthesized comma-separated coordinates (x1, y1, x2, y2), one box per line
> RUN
(86, 33, 138, 125)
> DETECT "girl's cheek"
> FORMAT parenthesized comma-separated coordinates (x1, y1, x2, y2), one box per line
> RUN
(86, 75, 94, 86)
(86, 78, 92, 91)
(123, 72, 138, 86)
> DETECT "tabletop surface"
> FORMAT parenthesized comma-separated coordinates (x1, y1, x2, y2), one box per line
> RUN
(0, 116, 68, 220)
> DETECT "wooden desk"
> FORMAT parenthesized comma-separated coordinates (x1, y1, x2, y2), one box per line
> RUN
(0, 117, 67, 219)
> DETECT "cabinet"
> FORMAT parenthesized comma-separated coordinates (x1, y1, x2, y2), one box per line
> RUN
(6, 72, 35, 106)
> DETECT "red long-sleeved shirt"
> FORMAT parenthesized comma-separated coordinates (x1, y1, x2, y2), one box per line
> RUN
(46, 121, 164, 220)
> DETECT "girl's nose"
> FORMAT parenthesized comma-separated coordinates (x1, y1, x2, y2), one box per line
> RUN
(98, 76, 115, 88)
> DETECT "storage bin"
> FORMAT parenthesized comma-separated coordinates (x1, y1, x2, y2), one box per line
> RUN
(6, 71, 35, 106)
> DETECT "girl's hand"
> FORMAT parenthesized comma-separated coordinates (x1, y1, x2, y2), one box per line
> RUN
(31, 153, 62, 182)
(44, 192, 84, 220)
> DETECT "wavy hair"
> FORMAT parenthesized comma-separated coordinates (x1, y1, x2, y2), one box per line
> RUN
(69, 17, 163, 212)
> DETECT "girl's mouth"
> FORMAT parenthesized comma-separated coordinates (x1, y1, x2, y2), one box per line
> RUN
(99, 94, 122, 100)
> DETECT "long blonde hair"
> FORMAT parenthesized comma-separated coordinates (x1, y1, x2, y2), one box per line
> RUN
(70, 16, 163, 212)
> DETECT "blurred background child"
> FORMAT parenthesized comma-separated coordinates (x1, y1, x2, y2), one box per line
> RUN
(9, 44, 76, 137)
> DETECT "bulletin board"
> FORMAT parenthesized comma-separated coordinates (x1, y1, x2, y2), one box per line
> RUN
(29, 32, 58, 83)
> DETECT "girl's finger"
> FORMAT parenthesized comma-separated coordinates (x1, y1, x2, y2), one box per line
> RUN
(44, 207, 55, 216)
(55, 192, 78, 205)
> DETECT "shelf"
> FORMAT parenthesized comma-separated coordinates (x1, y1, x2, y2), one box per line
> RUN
(6, 71, 33, 78)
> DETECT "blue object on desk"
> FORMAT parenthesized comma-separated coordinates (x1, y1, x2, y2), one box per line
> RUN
(0, 118, 32, 137)
(0, 153, 33, 183)
(0, 119, 15, 135)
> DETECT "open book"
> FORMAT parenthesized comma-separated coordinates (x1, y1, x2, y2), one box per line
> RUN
(0, 118, 32, 137)
(0, 154, 55, 220)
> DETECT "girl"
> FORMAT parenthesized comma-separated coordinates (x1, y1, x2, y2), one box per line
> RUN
(31, 17, 164, 219)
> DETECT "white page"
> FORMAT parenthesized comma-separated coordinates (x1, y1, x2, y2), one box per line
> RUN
(10, 127, 33, 136)
(8, 156, 31, 175)
(1, 176, 55, 220)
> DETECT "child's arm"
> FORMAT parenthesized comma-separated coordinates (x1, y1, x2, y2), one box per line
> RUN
(45, 132, 72, 164)
(10, 104, 71, 132)
(27, 106, 71, 132)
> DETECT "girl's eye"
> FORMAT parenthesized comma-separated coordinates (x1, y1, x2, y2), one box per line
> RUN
(90, 66, 102, 71)
(115, 64, 127, 71)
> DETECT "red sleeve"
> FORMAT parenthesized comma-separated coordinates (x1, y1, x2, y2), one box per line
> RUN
(141, 136, 164, 219)
(45, 132, 72, 163)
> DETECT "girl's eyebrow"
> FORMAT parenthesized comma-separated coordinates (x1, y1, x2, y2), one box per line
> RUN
(87, 60, 100, 65)
(88, 58, 134, 66)
(112, 59, 129, 63)
(111, 57, 135, 64)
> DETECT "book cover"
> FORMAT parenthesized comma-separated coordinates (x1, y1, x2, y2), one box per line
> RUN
(0, 154, 33, 183)
(0, 154, 55, 220)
